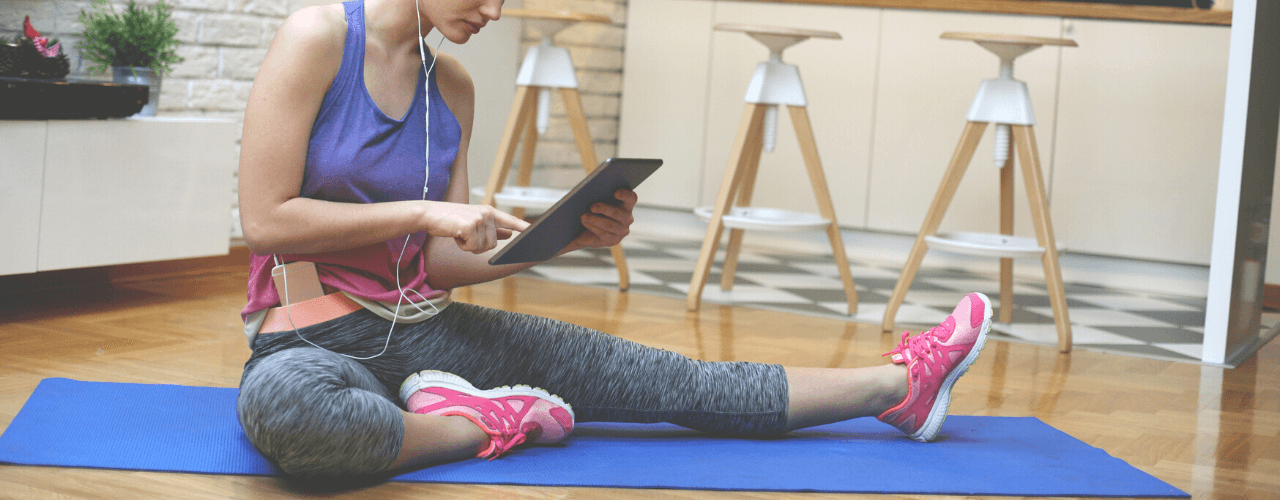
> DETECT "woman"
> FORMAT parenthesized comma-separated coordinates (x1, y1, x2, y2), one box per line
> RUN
(236, 0, 991, 479)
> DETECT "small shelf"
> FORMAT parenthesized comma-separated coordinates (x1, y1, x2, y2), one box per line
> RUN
(0, 76, 147, 119)
(694, 206, 830, 232)
(472, 186, 568, 210)
(925, 232, 1064, 259)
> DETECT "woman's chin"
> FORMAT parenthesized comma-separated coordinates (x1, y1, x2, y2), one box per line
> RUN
(444, 29, 475, 45)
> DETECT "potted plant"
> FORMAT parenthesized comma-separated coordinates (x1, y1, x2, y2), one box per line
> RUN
(77, 0, 183, 116)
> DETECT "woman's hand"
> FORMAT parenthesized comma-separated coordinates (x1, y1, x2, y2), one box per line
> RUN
(424, 202, 530, 254)
(422, 190, 638, 290)
(569, 188, 638, 251)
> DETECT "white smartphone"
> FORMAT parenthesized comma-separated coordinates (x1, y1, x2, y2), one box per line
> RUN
(271, 261, 325, 306)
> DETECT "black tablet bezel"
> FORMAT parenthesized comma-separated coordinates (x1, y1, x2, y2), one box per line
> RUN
(487, 158, 663, 265)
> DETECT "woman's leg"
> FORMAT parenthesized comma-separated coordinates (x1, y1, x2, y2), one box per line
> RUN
(393, 412, 488, 469)
(237, 346, 486, 476)
(784, 364, 907, 431)
(369, 290, 987, 467)
(399, 303, 791, 436)
(398, 292, 987, 441)
(788, 292, 993, 441)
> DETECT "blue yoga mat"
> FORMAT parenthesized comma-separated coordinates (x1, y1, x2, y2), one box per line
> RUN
(1, 378, 1186, 497)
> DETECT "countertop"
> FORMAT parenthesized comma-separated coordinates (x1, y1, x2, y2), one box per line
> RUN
(730, 0, 1232, 25)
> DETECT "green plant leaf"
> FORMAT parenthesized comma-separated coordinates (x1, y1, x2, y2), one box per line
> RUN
(77, 0, 184, 74)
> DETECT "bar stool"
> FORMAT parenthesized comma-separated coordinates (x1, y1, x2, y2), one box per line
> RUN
(686, 23, 858, 314)
(881, 32, 1077, 353)
(477, 9, 633, 290)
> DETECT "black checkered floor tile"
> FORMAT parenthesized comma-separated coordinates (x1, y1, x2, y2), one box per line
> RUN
(518, 237, 1246, 364)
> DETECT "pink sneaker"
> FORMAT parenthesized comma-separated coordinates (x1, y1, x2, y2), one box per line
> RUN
(878, 292, 992, 442)
(399, 370, 575, 460)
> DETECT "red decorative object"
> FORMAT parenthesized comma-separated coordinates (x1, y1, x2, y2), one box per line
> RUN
(23, 16, 60, 58)
(23, 15, 40, 39)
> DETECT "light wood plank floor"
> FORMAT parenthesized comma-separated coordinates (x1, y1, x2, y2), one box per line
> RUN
(1, 266, 1276, 499)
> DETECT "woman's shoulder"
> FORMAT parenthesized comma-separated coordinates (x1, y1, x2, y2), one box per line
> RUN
(256, 3, 347, 94)
(273, 4, 348, 58)
(433, 51, 473, 99)
(432, 51, 475, 125)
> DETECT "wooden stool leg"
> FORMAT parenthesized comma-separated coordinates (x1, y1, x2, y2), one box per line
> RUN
(511, 106, 541, 220)
(561, 87, 631, 290)
(882, 121, 988, 332)
(1011, 125, 1072, 352)
(560, 87, 599, 174)
(789, 106, 859, 314)
(484, 86, 539, 207)
(688, 104, 767, 311)
(999, 151, 1015, 324)
(719, 123, 765, 291)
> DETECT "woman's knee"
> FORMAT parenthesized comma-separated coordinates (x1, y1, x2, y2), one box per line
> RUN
(237, 347, 405, 477)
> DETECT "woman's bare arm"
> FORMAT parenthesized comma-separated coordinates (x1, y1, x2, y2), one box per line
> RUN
(237, 6, 524, 257)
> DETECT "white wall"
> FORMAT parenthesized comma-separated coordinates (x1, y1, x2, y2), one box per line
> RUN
(1, 0, 628, 239)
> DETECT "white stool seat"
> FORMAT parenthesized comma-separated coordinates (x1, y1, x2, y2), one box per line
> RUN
(471, 186, 567, 211)
(926, 232, 1065, 260)
(694, 206, 830, 232)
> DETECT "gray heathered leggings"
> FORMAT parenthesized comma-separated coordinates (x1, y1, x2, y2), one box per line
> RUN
(237, 302, 789, 478)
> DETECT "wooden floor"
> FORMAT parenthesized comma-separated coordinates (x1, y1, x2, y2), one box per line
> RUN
(0, 263, 1276, 499)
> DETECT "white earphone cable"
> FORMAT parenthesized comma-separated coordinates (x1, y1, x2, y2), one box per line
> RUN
(275, 8, 446, 360)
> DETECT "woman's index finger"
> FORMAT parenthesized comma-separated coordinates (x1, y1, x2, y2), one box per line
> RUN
(493, 209, 531, 231)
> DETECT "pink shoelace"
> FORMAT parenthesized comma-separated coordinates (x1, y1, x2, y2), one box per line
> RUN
(476, 427, 526, 461)
(439, 392, 543, 460)
(882, 316, 957, 369)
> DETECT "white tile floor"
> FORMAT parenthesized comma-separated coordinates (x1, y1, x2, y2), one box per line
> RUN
(521, 234, 1225, 364)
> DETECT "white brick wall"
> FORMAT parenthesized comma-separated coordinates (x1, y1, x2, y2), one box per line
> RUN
(517, 0, 626, 182)
(1, 0, 629, 239)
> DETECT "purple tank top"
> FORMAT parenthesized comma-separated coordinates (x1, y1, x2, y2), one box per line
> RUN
(243, 0, 461, 320)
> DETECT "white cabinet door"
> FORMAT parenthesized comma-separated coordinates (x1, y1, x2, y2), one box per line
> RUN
(0, 121, 46, 275)
(38, 118, 236, 271)
(700, 1, 880, 227)
(1052, 19, 1229, 265)
(618, 0, 717, 209)
(868, 10, 1064, 237)
(617, 2, 1231, 266)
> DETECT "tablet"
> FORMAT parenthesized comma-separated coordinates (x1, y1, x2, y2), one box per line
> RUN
(488, 158, 663, 265)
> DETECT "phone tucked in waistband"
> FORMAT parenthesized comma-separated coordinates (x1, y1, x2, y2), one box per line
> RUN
(271, 261, 325, 306)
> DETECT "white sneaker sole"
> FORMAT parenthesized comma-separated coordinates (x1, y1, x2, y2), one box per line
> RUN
(398, 370, 574, 421)
(910, 292, 992, 442)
